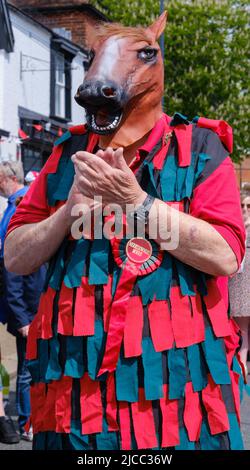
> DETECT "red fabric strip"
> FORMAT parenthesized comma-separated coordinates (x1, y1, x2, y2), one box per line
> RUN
(203, 278, 231, 337)
(30, 383, 46, 434)
(201, 375, 229, 435)
(69, 124, 87, 135)
(40, 287, 56, 339)
(148, 300, 174, 352)
(57, 282, 74, 335)
(184, 382, 202, 441)
(170, 286, 195, 347)
(98, 262, 138, 376)
(80, 373, 103, 435)
(55, 376, 72, 433)
(103, 275, 113, 333)
(106, 373, 119, 432)
(160, 384, 180, 447)
(118, 402, 132, 450)
(173, 124, 192, 167)
(224, 318, 241, 370)
(153, 137, 172, 170)
(26, 311, 41, 360)
(86, 133, 99, 153)
(190, 291, 205, 344)
(131, 388, 158, 449)
(124, 295, 143, 358)
(197, 117, 233, 153)
(73, 276, 95, 336)
(42, 381, 57, 431)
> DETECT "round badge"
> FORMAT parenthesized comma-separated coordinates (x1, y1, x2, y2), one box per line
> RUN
(126, 237, 152, 264)
(111, 235, 163, 276)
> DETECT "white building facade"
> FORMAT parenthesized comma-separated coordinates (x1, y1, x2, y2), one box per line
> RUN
(0, 2, 87, 173)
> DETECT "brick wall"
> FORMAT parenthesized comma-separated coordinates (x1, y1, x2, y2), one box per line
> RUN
(9, 1, 106, 48)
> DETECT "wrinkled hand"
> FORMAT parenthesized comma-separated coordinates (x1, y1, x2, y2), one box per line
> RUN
(17, 325, 30, 337)
(71, 147, 146, 210)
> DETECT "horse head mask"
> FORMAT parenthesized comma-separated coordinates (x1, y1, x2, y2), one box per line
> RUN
(75, 12, 167, 149)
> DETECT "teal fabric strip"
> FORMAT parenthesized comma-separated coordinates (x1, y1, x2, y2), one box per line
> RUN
(115, 346, 138, 402)
(69, 420, 89, 450)
(175, 166, 188, 200)
(137, 269, 159, 305)
(227, 412, 244, 450)
(184, 162, 195, 198)
(45, 337, 62, 381)
(232, 356, 244, 402)
(174, 258, 196, 296)
(196, 272, 208, 296)
(38, 339, 49, 383)
(155, 252, 172, 301)
(46, 431, 63, 450)
(199, 419, 222, 450)
(47, 153, 68, 206)
(143, 161, 159, 198)
(87, 320, 106, 381)
(201, 326, 231, 385)
(187, 344, 208, 392)
(54, 130, 71, 146)
(64, 337, 85, 378)
(64, 238, 91, 288)
(175, 427, 195, 450)
(96, 417, 119, 450)
(160, 155, 177, 201)
(142, 337, 163, 401)
(194, 153, 211, 184)
(168, 348, 188, 399)
(111, 265, 122, 298)
(170, 112, 189, 126)
(33, 432, 46, 450)
(27, 359, 40, 383)
(49, 240, 68, 290)
(88, 238, 110, 285)
(52, 157, 75, 202)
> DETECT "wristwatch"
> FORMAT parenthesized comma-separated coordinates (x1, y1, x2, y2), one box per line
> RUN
(127, 193, 155, 228)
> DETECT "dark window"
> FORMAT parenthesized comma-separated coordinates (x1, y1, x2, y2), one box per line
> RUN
(50, 36, 79, 122)
(21, 143, 51, 174)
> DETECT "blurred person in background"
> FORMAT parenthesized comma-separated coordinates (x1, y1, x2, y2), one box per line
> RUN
(0, 162, 46, 442)
(229, 190, 250, 376)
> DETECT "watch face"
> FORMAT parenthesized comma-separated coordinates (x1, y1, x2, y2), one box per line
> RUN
(126, 237, 152, 264)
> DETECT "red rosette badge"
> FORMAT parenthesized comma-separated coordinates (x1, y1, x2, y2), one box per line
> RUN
(98, 234, 163, 377)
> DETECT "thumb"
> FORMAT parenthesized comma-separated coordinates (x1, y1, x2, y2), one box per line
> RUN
(114, 147, 127, 170)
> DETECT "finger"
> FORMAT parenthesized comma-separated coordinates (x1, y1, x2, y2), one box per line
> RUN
(74, 151, 111, 172)
(113, 147, 128, 170)
(73, 157, 98, 177)
(96, 147, 114, 166)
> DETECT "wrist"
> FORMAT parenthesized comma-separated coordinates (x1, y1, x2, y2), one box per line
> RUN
(133, 190, 148, 206)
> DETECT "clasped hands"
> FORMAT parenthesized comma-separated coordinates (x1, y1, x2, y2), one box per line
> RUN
(70, 147, 146, 211)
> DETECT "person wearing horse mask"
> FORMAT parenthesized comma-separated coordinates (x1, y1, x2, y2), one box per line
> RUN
(4, 13, 246, 450)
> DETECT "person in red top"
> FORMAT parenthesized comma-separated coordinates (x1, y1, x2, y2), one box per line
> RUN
(3, 13, 246, 451)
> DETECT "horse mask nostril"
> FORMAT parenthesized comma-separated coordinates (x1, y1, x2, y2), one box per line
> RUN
(101, 86, 117, 98)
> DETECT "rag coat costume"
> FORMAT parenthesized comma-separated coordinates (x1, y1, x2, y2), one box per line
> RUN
(7, 113, 246, 450)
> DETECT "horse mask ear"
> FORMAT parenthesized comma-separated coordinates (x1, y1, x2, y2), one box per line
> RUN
(146, 11, 167, 40)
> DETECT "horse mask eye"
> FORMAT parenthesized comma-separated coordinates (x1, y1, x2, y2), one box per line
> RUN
(138, 48, 158, 62)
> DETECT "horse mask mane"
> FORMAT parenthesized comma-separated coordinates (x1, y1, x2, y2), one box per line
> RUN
(75, 12, 167, 149)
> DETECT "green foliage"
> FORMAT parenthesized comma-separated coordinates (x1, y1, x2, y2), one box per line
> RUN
(91, 0, 249, 161)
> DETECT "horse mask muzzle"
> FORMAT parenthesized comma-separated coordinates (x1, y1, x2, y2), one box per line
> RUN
(74, 80, 128, 135)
